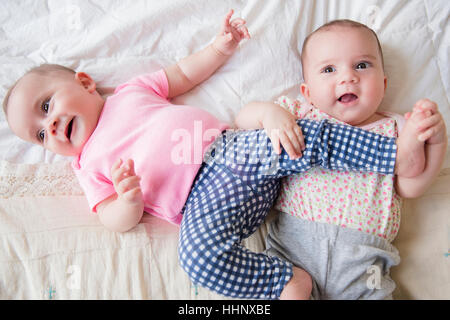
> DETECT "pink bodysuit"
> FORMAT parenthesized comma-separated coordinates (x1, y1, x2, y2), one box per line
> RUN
(72, 70, 229, 224)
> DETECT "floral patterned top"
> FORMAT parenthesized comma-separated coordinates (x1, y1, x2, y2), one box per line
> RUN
(274, 96, 404, 242)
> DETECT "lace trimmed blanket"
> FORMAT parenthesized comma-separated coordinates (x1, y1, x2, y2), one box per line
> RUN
(0, 161, 83, 198)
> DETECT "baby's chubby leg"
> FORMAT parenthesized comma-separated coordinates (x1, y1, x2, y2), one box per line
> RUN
(280, 266, 312, 300)
(215, 119, 399, 183)
(178, 160, 297, 299)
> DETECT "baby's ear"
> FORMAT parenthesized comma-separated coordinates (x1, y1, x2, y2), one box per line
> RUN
(75, 72, 97, 93)
(300, 83, 312, 104)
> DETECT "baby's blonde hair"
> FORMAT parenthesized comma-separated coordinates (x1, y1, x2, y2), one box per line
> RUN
(301, 19, 384, 79)
(2, 64, 75, 117)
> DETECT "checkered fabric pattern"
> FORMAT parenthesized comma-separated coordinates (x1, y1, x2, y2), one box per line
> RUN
(178, 119, 397, 299)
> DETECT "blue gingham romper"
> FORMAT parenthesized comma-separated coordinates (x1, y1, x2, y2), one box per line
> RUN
(178, 119, 397, 299)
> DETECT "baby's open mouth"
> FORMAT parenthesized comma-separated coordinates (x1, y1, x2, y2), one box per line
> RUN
(66, 118, 74, 141)
(338, 93, 358, 103)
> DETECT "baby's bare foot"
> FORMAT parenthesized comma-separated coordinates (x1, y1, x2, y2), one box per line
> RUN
(279, 266, 312, 300)
(395, 111, 427, 178)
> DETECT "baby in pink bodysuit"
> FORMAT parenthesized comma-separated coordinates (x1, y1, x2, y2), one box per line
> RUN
(2, 13, 437, 300)
(72, 70, 229, 225)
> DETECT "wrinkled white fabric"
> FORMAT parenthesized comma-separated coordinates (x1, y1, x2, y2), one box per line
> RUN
(0, 0, 448, 299)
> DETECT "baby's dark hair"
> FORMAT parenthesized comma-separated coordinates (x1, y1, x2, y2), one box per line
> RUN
(2, 64, 75, 117)
(300, 19, 384, 79)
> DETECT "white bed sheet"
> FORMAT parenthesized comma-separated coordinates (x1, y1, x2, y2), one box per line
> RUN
(0, 0, 449, 299)
(1, 0, 449, 164)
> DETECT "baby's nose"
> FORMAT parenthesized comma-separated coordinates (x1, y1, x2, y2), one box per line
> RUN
(340, 69, 358, 84)
(46, 118, 66, 141)
(47, 120, 58, 136)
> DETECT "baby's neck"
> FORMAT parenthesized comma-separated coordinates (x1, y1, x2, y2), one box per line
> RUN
(355, 112, 385, 128)
(97, 87, 115, 97)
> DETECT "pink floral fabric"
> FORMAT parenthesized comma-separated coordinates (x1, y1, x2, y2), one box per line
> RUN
(274, 96, 402, 242)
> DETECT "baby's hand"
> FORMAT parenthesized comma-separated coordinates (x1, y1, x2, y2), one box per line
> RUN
(405, 99, 447, 145)
(262, 105, 305, 159)
(212, 9, 250, 56)
(111, 158, 143, 205)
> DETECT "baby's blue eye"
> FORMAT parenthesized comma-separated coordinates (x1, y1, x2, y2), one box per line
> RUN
(42, 99, 50, 113)
(38, 129, 45, 142)
(37, 98, 50, 143)
(322, 66, 335, 73)
(356, 62, 370, 69)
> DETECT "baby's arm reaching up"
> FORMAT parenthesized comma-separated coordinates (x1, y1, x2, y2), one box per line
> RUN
(96, 159, 144, 232)
(164, 9, 250, 98)
(395, 99, 447, 198)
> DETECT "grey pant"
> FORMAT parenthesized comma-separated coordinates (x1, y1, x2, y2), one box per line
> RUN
(265, 212, 400, 300)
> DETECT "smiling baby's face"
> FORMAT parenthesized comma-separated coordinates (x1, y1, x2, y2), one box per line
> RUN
(6, 70, 105, 156)
(300, 26, 387, 126)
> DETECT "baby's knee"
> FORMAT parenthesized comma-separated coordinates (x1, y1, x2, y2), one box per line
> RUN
(178, 235, 219, 283)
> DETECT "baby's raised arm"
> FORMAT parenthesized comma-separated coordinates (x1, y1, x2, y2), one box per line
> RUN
(164, 9, 250, 98)
(395, 99, 447, 198)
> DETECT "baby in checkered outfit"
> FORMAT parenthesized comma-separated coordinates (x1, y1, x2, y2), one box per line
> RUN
(236, 20, 447, 299)
(3, 10, 441, 300)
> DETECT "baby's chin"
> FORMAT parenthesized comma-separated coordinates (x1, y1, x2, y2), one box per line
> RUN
(322, 110, 364, 126)
(46, 144, 83, 157)
(345, 117, 366, 126)
(332, 108, 379, 127)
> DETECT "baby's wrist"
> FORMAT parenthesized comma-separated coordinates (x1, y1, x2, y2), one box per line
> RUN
(210, 41, 232, 57)
(116, 190, 143, 207)
(120, 196, 143, 207)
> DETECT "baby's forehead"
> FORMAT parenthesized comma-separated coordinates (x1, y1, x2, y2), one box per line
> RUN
(7, 74, 43, 114)
(5, 90, 36, 143)
(308, 25, 375, 48)
(14, 69, 70, 91)
(8, 74, 37, 104)
(7, 73, 53, 123)
(9, 71, 67, 103)
(12, 72, 51, 93)
(303, 25, 381, 65)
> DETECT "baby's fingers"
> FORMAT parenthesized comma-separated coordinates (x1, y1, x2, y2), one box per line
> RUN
(122, 186, 143, 203)
(232, 24, 250, 40)
(418, 119, 445, 142)
(111, 158, 123, 174)
(285, 129, 303, 157)
(230, 18, 249, 35)
(417, 113, 442, 131)
(111, 161, 130, 185)
(413, 99, 437, 114)
(294, 125, 306, 151)
(267, 129, 282, 155)
(230, 18, 246, 27)
(112, 159, 136, 182)
(220, 9, 234, 34)
(279, 131, 301, 160)
(418, 126, 437, 142)
(404, 112, 412, 120)
(116, 175, 141, 195)
(126, 158, 136, 176)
